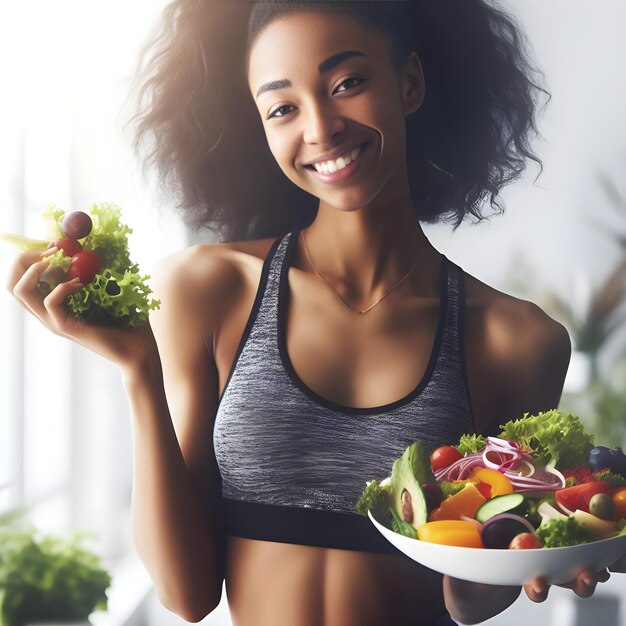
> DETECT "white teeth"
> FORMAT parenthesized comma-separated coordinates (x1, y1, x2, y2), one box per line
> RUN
(312, 146, 361, 173)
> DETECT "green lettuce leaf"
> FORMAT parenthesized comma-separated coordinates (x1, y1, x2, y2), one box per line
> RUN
(65, 267, 160, 329)
(81, 203, 136, 271)
(499, 410, 594, 470)
(455, 433, 487, 455)
(40, 203, 66, 240)
(389, 507, 417, 538)
(0, 232, 50, 252)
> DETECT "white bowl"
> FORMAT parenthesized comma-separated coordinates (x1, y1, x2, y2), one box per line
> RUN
(368, 511, 626, 585)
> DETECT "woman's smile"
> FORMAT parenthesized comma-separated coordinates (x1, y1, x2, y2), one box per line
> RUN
(303, 141, 370, 184)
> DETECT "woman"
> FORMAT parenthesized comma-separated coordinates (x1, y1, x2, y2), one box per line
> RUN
(7, 1, 625, 625)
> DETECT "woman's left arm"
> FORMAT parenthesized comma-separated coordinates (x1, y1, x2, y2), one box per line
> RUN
(444, 300, 624, 624)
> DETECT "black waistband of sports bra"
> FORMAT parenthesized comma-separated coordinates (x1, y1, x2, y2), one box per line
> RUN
(221, 497, 407, 556)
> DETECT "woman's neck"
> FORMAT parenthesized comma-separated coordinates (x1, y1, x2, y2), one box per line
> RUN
(296, 204, 441, 302)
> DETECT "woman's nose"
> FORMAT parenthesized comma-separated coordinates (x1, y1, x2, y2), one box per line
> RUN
(302, 102, 346, 144)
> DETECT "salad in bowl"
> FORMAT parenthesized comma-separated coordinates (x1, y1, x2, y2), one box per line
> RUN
(356, 410, 626, 585)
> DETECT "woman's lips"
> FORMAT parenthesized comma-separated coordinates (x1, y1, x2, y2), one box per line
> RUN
(304, 142, 369, 184)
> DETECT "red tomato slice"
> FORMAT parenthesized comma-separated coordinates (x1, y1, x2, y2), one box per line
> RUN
(555, 480, 613, 513)
(430, 446, 463, 472)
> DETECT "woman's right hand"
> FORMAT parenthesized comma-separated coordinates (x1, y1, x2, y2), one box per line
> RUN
(6, 246, 160, 374)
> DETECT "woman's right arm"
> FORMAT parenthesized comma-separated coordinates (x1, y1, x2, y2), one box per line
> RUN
(122, 245, 229, 622)
(6, 244, 228, 622)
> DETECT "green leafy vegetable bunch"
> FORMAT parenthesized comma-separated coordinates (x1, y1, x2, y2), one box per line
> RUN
(535, 517, 590, 548)
(0, 525, 112, 626)
(1, 202, 160, 329)
(499, 410, 595, 470)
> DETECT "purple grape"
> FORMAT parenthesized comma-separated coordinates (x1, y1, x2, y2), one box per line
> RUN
(61, 211, 92, 239)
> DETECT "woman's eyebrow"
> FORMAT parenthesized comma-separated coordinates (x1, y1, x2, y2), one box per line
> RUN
(255, 50, 366, 99)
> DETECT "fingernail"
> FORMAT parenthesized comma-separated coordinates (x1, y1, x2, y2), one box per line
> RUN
(41, 247, 58, 256)
(583, 576, 593, 586)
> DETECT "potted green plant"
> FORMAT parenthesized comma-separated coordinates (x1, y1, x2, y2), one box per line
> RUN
(0, 525, 112, 626)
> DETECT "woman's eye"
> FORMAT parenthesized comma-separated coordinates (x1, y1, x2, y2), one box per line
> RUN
(267, 104, 294, 120)
(334, 76, 364, 93)
(266, 78, 364, 120)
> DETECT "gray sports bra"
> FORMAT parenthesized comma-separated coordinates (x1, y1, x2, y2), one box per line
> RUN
(213, 228, 476, 555)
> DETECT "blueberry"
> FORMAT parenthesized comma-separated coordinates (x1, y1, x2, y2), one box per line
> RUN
(588, 446, 612, 472)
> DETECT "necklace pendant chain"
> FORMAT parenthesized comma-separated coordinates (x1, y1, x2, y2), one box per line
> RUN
(301, 228, 417, 315)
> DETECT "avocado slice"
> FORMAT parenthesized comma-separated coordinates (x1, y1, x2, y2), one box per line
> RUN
(391, 441, 431, 529)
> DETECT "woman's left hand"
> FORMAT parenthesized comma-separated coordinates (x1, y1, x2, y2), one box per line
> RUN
(524, 552, 626, 603)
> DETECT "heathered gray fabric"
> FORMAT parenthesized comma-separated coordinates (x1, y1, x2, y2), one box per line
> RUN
(213, 229, 475, 516)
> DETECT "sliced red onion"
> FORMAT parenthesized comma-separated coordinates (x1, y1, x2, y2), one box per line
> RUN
(545, 463, 567, 489)
(433, 438, 565, 500)
(487, 437, 532, 461)
(434, 451, 485, 481)
(434, 438, 544, 486)
(459, 514, 482, 526)
(481, 512, 536, 535)
(504, 475, 562, 492)
(513, 460, 536, 478)
(479, 437, 536, 474)
(483, 448, 520, 471)
(487, 436, 521, 450)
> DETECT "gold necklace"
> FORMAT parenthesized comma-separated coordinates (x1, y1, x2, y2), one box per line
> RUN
(301, 228, 417, 315)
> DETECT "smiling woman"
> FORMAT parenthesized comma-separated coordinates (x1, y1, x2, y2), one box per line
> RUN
(127, 2, 580, 625)
(6, 1, 626, 626)
(130, 0, 547, 243)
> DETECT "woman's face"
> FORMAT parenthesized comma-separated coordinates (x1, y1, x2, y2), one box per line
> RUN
(247, 10, 424, 213)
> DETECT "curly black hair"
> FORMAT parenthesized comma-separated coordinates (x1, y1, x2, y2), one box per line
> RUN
(128, 0, 550, 242)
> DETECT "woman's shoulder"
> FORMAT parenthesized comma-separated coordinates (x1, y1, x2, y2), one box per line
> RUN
(463, 269, 572, 424)
(463, 270, 570, 357)
(151, 236, 281, 321)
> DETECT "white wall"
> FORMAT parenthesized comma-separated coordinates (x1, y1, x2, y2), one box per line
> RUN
(424, 0, 626, 380)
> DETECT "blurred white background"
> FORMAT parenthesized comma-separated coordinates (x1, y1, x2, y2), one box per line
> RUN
(0, 1, 625, 625)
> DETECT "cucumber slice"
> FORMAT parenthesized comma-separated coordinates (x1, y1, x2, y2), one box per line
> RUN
(475, 493, 529, 523)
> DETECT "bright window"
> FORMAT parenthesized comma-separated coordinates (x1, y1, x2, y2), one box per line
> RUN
(0, 0, 186, 558)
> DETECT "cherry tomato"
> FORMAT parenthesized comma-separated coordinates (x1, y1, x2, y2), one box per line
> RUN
(430, 446, 463, 472)
(68, 251, 101, 284)
(49, 238, 83, 257)
(509, 533, 542, 550)
(612, 487, 626, 520)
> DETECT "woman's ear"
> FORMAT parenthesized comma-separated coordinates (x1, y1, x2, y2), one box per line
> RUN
(402, 51, 425, 117)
